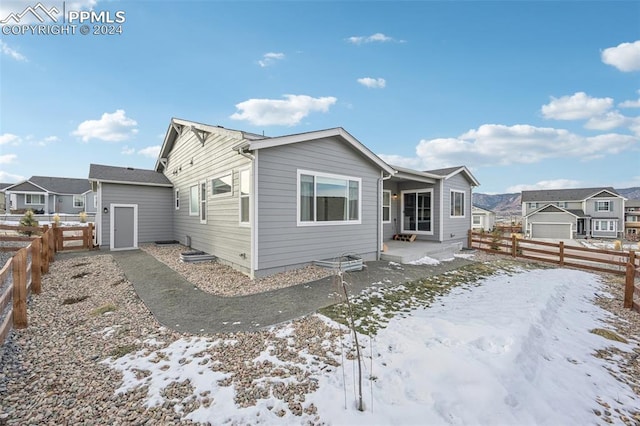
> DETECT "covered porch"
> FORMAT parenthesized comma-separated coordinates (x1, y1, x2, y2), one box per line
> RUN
(380, 239, 464, 264)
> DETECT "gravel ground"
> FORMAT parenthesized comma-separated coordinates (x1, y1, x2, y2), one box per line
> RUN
(140, 243, 333, 297)
(0, 251, 638, 425)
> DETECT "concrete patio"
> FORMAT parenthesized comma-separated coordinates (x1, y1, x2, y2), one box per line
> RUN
(381, 240, 464, 263)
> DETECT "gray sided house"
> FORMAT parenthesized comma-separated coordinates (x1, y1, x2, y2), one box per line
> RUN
(95, 118, 480, 278)
(0, 183, 11, 213)
(89, 164, 173, 250)
(3, 176, 96, 215)
(522, 187, 625, 239)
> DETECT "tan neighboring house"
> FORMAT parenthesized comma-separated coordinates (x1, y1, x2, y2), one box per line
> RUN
(625, 200, 640, 237)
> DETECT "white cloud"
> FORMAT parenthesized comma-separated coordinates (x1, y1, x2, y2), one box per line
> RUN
(230, 94, 337, 126)
(0, 40, 27, 61)
(601, 40, 640, 72)
(0, 154, 17, 164)
(32, 135, 59, 146)
(258, 52, 284, 68)
(619, 90, 640, 108)
(0, 170, 24, 182)
(541, 92, 613, 120)
(506, 179, 582, 193)
(72, 109, 138, 142)
(347, 33, 396, 45)
(584, 111, 631, 131)
(357, 77, 386, 89)
(379, 123, 639, 170)
(138, 145, 160, 158)
(121, 146, 135, 155)
(0, 133, 21, 145)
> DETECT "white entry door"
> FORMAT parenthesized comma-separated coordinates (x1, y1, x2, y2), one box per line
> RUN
(110, 204, 138, 250)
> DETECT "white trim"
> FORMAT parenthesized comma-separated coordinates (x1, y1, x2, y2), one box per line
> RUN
(96, 182, 102, 247)
(595, 200, 612, 212)
(199, 180, 207, 224)
(210, 170, 234, 198)
(296, 169, 362, 227)
(382, 190, 392, 224)
(89, 178, 172, 188)
(251, 152, 259, 276)
(239, 167, 251, 226)
(109, 203, 138, 250)
(449, 189, 466, 218)
(439, 180, 444, 241)
(189, 184, 199, 216)
(401, 189, 434, 235)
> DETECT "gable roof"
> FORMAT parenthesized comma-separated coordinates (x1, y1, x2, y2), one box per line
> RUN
(89, 164, 173, 187)
(0, 183, 12, 191)
(472, 205, 495, 214)
(521, 187, 622, 203)
(524, 203, 584, 218)
(424, 166, 480, 186)
(238, 127, 396, 175)
(4, 176, 90, 194)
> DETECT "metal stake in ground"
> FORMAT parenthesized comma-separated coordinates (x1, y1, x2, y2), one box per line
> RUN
(339, 270, 364, 412)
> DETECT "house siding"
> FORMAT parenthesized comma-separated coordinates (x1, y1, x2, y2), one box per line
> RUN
(165, 129, 252, 274)
(256, 137, 381, 276)
(99, 183, 173, 248)
(441, 173, 472, 247)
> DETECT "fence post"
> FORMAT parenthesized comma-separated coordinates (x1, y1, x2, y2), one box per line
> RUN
(511, 234, 517, 258)
(47, 228, 55, 263)
(468, 229, 472, 248)
(41, 225, 49, 273)
(559, 241, 565, 267)
(12, 249, 28, 328)
(56, 224, 63, 252)
(625, 251, 636, 309)
(31, 238, 41, 294)
(88, 223, 94, 249)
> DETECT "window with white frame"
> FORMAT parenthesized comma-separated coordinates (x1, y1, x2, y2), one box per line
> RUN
(175, 189, 180, 210)
(189, 185, 198, 216)
(473, 215, 482, 225)
(382, 190, 391, 223)
(450, 190, 465, 217)
(73, 195, 84, 208)
(240, 169, 250, 224)
(528, 202, 538, 209)
(557, 202, 568, 208)
(200, 181, 207, 223)
(25, 194, 45, 204)
(595, 200, 611, 212)
(298, 170, 361, 224)
(211, 172, 233, 197)
(593, 220, 616, 232)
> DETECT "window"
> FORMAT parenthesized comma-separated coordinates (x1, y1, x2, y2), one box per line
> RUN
(93, 194, 97, 209)
(450, 190, 465, 217)
(73, 195, 84, 208)
(557, 202, 568, 208)
(189, 185, 198, 216)
(528, 202, 538, 209)
(382, 190, 391, 223)
(298, 170, 361, 225)
(25, 194, 45, 205)
(595, 200, 611, 212)
(593, 220, 616, 232)
(200, 182, 207, 223)
(211, 172, 233, 197)
(175, 189, 180, 210)
(240, 169, 250, 224)
(473, 215, 482, 225)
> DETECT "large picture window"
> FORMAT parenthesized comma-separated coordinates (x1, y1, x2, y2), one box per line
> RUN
(25, 194, 45, 205)
(298, 170, 361, 225)
(593, 220, 616, 232)
(189, 185, 198, 216)
(450, 190, 465, 217)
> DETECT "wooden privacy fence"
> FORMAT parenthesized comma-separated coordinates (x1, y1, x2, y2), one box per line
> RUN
(0, 227, 56, 344)
(0, 223, 95, 252)
(469, 230, 640, 312)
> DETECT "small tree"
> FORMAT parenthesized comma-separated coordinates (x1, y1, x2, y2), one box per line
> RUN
(52, 213, 61, 227)
(490, 228, 502, 251)
(19, 209, 39, 236)
(79, 211, 87, 223)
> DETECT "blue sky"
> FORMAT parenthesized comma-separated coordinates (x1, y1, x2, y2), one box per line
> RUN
(0, 0, 638, 194)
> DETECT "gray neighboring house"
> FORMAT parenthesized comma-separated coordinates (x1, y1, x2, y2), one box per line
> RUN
(3, 176, 96, 214)
(93, 118, 479, 278)
(0, 183, 11, 213)
(522, 187, 626, 239)
(471, 205, 496, 231)
(88, 164, 173, 250)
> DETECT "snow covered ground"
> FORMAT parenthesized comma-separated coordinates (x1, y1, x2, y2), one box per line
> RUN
(104, 267, 638, 425)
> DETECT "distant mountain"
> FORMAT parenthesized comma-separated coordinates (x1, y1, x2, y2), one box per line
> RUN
(473, 187, 640, 215)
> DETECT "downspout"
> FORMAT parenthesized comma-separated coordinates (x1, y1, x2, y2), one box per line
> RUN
(378, 172, 393, 260)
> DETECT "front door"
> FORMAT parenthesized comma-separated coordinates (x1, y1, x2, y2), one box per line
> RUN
(111, 204, 137, 250)
(402, 190, 432, 233)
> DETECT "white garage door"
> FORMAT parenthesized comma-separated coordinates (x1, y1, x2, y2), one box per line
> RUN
(531, 223, 572, 239)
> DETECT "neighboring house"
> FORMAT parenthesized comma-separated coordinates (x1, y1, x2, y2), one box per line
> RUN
(92, 118, 479, 278)
(471, 205, 496, 231)
(3, 176, 97, 214)
(624, 200, 640, 237)
(522, 187, 625, 239)
(88, 165, 173, 250)
(0, 183, 11, 213)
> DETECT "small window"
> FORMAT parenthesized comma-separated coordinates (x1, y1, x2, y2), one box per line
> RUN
(240, 169, 250, 224)
(528, 202, 538, 209)
(473, 215, 481, 225)
(450, 190, 465, 217)
(382, 190, 391, 223)
(175, 189, 180, 210)
(200, 181, 207, 223)
(73, 195, 84, 208)
(595, 201, 611, 212)
(189, 185, 198, 216)
(25, 194, 45, 205)
(93, 194, 97, 209)
(211, 172, 233, 197)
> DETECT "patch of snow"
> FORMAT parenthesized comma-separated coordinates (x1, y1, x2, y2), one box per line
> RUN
(407, 256, 440, 265)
